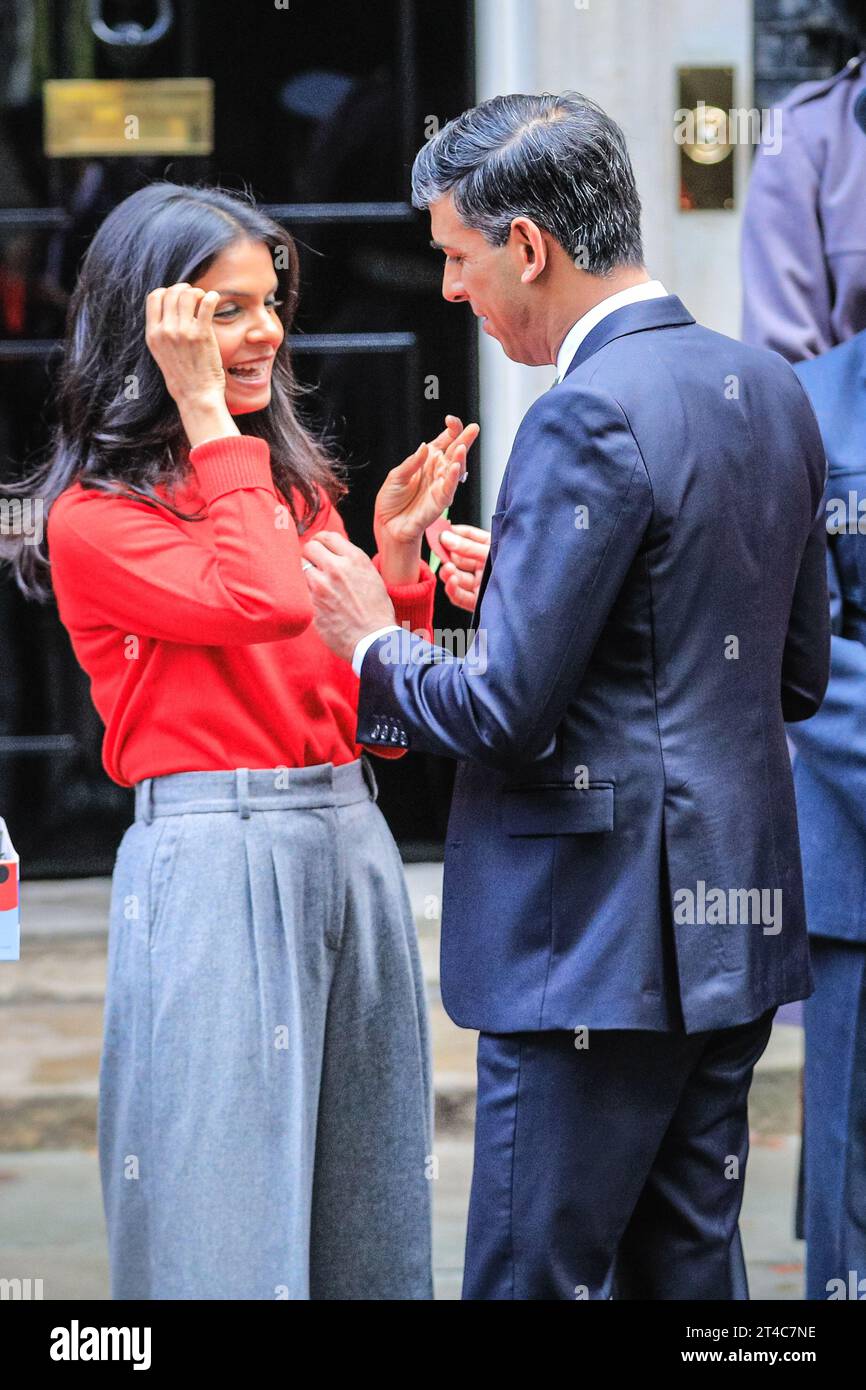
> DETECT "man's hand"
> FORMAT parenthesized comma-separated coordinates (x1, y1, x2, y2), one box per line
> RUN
(302, 531, 396, 664)
(439, 524, 491, 611)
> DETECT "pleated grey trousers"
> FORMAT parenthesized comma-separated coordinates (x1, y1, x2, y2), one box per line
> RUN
(98, 757, 434, 1300)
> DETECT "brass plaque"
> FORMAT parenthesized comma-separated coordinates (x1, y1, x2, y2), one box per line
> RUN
(676, 68, 735, 212)
(43, 78, 214, 158)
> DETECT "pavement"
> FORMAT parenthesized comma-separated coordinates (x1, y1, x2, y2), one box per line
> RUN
(0, 866, 807, 1300)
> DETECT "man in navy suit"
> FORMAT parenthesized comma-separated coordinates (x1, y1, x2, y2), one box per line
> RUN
(303, 92, 831, 1299)
(788, 337, 866, 1300)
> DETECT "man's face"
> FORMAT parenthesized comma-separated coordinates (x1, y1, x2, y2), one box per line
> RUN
(429, 194, 539, 364)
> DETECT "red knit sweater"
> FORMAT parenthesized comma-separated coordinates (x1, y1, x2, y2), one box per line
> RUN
(47, 435, 436, 787)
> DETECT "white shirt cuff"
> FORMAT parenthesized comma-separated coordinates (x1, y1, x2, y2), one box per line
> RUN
(352, 625, 403, 677)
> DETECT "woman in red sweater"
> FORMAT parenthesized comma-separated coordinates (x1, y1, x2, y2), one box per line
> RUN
(1, 183, 477, 1300)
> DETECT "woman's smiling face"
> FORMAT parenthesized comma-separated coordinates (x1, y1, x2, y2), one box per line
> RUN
(193, 239, 285, 415)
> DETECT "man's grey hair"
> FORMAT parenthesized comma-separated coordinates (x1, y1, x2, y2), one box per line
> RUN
(411, 92, 644, 276)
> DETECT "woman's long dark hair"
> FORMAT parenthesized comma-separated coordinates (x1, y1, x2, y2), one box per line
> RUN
(0, 182, 346, 600)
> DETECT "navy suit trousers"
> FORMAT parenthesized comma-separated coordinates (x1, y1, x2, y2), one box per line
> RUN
(462, 1010, 775, 1300)
(803, 937, 866, 1300)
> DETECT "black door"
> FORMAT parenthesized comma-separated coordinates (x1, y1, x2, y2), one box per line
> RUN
(0, 0, 477, 875)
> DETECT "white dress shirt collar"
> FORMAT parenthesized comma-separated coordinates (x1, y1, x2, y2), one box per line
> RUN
(555, 279, 669, 380)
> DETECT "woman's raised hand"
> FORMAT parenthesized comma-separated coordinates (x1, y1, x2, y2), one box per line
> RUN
(374, 415, 480, 549)
(145, 284, 237, 446)
(145, 284, 227, 406)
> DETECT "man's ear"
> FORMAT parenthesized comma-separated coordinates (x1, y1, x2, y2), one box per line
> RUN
(509, 217, 548, 284)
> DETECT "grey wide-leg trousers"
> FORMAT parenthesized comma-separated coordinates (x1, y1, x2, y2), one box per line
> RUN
(98, 757, 434, 1300)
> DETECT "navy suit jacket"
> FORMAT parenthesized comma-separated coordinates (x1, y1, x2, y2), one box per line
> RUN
(359, 296, 830, 1033)
(790, 332, 866, 943)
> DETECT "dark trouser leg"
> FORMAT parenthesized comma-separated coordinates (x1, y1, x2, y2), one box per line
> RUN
(804, 938, 866, 1300)
(462, 1011, 773, 1301)
(462, 1029, 698, 1299)
(614, 1009, 775, 1299)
